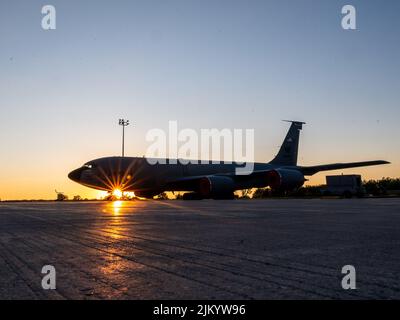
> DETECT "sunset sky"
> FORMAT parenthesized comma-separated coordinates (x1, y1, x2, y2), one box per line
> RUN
(0, 0, 399, 200)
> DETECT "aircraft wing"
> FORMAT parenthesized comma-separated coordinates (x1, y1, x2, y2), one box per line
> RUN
(297, 160, 390, 176)
(164, 160, 390, 191)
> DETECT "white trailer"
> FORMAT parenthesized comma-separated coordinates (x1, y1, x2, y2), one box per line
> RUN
(323, 174, 365, 198)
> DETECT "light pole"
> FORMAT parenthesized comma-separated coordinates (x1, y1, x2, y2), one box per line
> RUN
(118, 119, 130, 157)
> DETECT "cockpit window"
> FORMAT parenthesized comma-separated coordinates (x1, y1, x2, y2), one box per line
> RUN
(83, 163, 96, 169)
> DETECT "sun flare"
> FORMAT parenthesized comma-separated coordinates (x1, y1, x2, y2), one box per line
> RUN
(112, 189, 123, 199)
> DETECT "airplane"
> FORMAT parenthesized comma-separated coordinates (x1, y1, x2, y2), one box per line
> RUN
(68, 121, 389, 199)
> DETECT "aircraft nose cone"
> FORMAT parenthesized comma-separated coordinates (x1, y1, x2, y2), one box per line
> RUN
(68, 167, 83, 182)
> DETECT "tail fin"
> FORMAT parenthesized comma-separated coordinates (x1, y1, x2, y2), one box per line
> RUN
(269, 120, 305, 166)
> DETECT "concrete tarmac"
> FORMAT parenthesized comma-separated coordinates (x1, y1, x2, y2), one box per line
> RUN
(0, 199, 399, 299)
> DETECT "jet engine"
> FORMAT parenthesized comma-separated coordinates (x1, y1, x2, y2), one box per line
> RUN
(266, 169, 305, 190)
(198, 176, 235, 198)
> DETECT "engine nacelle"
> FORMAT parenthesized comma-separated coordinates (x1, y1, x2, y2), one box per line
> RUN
(198, 176, 235, 197)
(266, 169, 305, 191)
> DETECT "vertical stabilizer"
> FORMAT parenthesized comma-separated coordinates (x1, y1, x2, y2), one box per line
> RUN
(269, 121, 305, 166)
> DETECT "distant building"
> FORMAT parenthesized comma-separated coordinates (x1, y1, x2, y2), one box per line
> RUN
(323, 174, 365, 198)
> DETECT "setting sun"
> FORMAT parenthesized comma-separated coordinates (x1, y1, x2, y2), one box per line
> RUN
(112, 189, 123, 199)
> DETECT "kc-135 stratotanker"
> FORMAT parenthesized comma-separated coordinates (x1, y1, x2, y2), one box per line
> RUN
(68, 121, 389, 199)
